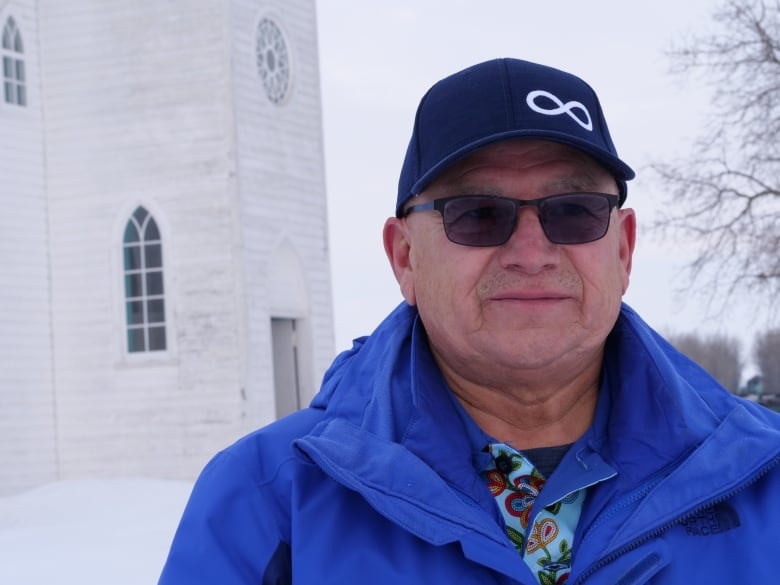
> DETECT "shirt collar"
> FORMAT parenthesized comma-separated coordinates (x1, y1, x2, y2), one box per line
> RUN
(442, 357, 615, 488)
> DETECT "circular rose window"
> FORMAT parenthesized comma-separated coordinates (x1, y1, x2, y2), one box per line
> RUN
(256, 17, 291, 104)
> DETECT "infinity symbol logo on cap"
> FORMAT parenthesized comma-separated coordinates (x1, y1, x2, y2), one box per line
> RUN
(526, 90, 593, 131)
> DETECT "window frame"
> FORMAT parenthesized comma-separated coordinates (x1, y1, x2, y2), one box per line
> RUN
(256, 14, 293, 105)
(121, 206, 170, 356)
(2, 16, 26, 107)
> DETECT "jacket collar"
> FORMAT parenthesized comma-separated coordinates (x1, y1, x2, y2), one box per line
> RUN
(298, 302, 780, 549)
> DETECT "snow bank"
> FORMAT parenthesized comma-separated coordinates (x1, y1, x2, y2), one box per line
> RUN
(0, 479, 192, 585)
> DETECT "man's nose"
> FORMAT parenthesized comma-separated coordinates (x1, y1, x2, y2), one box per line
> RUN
(497, 207, 559, 272)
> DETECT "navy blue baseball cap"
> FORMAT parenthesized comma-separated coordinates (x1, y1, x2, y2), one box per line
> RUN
(396, 58, 635, 215)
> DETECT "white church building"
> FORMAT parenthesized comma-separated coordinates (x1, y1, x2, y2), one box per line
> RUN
(0, 0, 334, 495)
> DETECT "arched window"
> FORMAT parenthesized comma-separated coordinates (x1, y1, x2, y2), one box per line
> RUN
(2, 16, 26, 106)
(123, 206, 167, 353)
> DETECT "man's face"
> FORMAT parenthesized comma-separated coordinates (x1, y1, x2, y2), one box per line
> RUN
(384, 139, 636, 385)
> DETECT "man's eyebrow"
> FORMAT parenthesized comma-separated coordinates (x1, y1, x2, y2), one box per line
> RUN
(545, 173, 603, 192)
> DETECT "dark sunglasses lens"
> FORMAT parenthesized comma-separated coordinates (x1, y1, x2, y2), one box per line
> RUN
(540, 194, 612, 244)
(441, 197, 517, 246)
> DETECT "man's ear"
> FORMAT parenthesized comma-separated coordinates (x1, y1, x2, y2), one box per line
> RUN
(383, 217, 417, 305)
(617, 208, 636, 295)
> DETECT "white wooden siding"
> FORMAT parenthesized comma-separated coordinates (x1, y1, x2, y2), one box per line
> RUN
(0, 0, 58, 495)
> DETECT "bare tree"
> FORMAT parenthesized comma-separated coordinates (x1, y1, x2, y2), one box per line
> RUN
(754, 329, 780, 394)
(668, 333, 743, 392)
(652, 0, 780, 311)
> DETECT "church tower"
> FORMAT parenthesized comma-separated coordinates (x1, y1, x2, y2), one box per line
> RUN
(0, 0, 334, 494)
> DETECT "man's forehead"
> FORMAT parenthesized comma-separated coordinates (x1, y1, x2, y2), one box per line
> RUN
(427, 139, 616, 193)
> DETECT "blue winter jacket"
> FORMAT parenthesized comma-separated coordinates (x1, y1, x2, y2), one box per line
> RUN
(158, 303, 780, 584)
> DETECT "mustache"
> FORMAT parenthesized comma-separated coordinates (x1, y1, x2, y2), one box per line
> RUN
(476, 271, 581, 299)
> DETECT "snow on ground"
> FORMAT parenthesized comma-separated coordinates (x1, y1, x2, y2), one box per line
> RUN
(0, 479, 193, 585)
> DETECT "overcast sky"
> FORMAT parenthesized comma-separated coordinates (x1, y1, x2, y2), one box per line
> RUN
(315, 1, 762, 370)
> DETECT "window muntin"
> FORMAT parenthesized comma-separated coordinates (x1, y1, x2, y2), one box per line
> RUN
(2, 17, 26, 107)
(123, 207, 167, 353)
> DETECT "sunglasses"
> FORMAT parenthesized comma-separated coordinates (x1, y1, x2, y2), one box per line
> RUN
(401, 192, 620, 247)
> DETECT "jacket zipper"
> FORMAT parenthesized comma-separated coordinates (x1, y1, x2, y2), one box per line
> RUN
(572, 453, 780, 585)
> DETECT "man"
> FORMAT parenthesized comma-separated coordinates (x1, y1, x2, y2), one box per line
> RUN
(158, 58, 780, 584)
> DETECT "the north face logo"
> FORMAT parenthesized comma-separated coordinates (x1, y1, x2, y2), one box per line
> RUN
(680, 502, 741, 536)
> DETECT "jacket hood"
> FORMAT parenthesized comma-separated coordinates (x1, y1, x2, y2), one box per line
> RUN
(311, 302, 420, 437)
